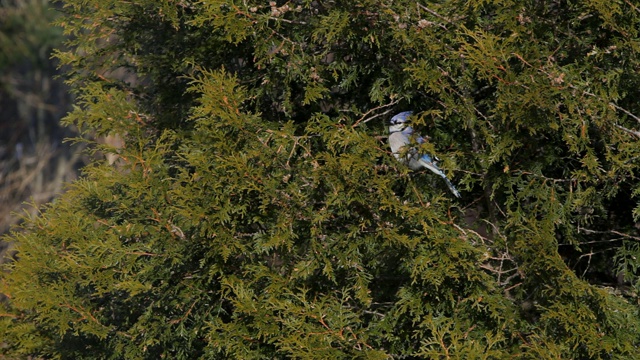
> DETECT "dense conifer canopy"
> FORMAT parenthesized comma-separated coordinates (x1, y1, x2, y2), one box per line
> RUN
(2, 0, 640, 358)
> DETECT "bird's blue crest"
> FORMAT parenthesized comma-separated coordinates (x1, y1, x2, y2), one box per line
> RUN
(390, 111, 413, 124)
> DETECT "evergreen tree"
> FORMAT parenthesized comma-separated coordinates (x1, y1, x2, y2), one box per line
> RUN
(2, 0, 640, 358)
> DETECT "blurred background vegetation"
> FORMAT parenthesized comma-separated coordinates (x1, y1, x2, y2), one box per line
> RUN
(0, 0, 87, 253)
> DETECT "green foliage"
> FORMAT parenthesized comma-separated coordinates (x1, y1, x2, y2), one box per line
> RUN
(2, 0, 640, 358)
(0, 0, 63, 70)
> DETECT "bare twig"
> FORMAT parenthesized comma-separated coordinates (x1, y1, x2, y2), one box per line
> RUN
(608, 102, 640, 124)
(615, 124, 640, 138)
(269, 17, 307, 25)
(623, 0, 640, 14)
(416, 3, 451, 23)
(578, 227, 640, 242)
(351, 100, 400, 128)
(580, 250, 593, 278)
(504, 282, 523, 292)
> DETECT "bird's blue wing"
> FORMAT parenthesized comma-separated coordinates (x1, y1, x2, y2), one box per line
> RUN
(417, 154, 444, 177)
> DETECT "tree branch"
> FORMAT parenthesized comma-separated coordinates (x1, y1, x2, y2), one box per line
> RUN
(351, 100, 400, 128)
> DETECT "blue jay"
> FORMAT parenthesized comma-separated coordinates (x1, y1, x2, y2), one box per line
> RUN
(388, 111, 461, 198)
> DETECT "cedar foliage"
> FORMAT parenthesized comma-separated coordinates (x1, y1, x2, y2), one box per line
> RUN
(2, 0, 640, 358)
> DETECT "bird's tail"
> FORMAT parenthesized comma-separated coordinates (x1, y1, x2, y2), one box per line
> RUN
(440, 175, 461, 198)
(417, 158, 461, 198)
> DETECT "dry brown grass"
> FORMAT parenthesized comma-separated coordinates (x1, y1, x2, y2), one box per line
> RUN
(0, 0, 89, 261)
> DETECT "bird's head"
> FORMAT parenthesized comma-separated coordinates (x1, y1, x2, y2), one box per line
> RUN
(388, 111, 414, 133)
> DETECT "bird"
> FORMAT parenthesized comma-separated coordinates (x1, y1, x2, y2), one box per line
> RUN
(388, 111, 461, 198)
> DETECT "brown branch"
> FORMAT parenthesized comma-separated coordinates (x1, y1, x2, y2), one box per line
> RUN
(170, 300, 198, 324)
(611, 230, 640, 241)
(462, 325, 477, 339)
(351, 100, 400, 128)
(623, 0, 640, 14)
(615, 124, 640, 138)
(504, 282, 522, 292)
(513, 170, 575, 183)
(60, 303, 101, 326)
(438, 330, 451, 359)
(609, 102, 640, 124)
(416, 3, 451, 23)
(580, 250, 594, 278)
(126, 251, 162, 257)
(500, 273, 522, 287)
(578, 227, 640, 242)
(479, 263, 517, 275)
